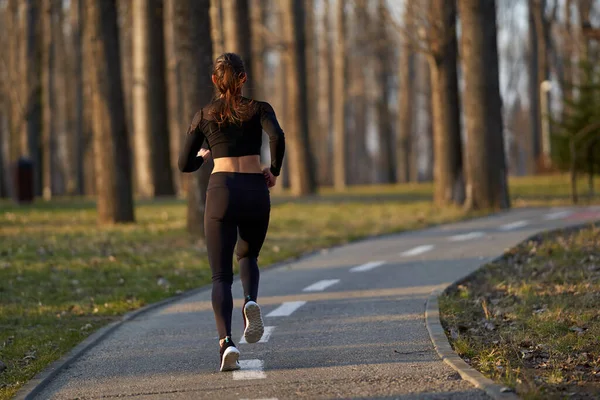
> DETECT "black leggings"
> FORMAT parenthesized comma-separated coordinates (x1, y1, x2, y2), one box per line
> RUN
(205, 172, 270, 339)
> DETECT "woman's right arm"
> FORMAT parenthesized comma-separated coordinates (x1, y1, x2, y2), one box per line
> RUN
(260, 102, 285, 177)
(178, 111, 206, 173)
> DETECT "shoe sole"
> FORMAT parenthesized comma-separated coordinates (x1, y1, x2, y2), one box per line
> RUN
(220, 346, 240, 372)
(243, 302, 264, 344)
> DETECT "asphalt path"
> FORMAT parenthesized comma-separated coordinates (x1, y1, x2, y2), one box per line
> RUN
(33, 206, 600, 399)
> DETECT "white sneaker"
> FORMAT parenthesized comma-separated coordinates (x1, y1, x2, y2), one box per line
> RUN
(219, 339, 241, 372)
(243, 301, 265, 344)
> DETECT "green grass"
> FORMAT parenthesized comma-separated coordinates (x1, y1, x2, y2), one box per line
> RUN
(440, 224, 600, 399)
(0, 173, 598, 399)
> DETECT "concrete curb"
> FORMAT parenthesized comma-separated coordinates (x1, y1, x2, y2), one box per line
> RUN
(425, 220, 600, 400)
(425, 288, 519, 400)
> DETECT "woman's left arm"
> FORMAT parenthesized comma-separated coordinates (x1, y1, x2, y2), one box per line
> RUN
(178, 111, 207, 173)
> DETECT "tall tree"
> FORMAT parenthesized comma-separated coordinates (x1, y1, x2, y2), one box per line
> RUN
(85, 0, 135, 224)
(333, 0, 347, 190)
(317, 0, 333, 186)
(305, 0, 322, 183)
(427, 0, 464, 205)
(417, 52, 433, 182)
(221, 0, 254, 97)
(41, 0, 55, 200)
(350, 0, 369, 184)
(375, 0, 395, 183)
(117, 0, 134, 191)
(70, 0, 85, 195)
(397, 2, 415, 184)
(0, 120, 6, 199)
(250, 0, 266, 100)
(54, 2, 71, 195)
(458, 0, 510, 210)
(14, 0, 42, 196)
(165, 0, 184, 195)
(281, 0, 317, 195)
(81, 1, 96, 196)
(132, 0, 175, 198)
(165, 0, 214, 237)
(527, 0, 541, 174)
(210, 0, 224, 56)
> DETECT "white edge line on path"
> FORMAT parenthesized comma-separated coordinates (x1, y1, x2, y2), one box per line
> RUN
(350, 260, 385, 272)
(240, 326, 275, 344)
(266, 301, 306, 317)
(302, 279, 340, 292)
(233, 359, 265, 380)
(400, 244, 434, 257)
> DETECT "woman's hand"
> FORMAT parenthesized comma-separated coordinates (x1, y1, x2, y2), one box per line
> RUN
(262, 167, 277, 188)
(198, 148, 212, 162)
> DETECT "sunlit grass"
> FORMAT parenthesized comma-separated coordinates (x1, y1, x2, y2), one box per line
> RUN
(440, 225, 600, 398)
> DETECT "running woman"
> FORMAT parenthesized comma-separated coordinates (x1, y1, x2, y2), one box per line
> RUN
(178, 53, 285, 372)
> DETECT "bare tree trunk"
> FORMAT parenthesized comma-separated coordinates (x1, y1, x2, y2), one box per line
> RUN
(54, 3, 70, 195)
(397, 2, 415, 184)
(281, 0, 317, 196)
(85, 0, 135, 224)
(333, 0, 347, 190)
(376, 0, 395, 184)
(428, 0, 464, 205)
(419, 53, 433, 182)
(41, 0, 55, 200)
(315, 0, 332, 185)
(70, 0, 84, 195)
(16, 0, 42, 196)
(132, 0, 154, 198)
(81, 8, 96, 197)
(117, 0, 134, 191)
(165, 0, 184, 195)
(222, 0, 254, 98)
(132, 0, 174, 198)
(458, 0, 509, 210)
(351, 0, 368, 185)
(166, 0, 213, 237)
(317, 0, 332, 186)
(531, 0, 552, 171)
(527, 0, 541, 175)
(0, 120, 6, 198)
(250, 0, 266, 100)
(210, 0, 224, 56)
(305, 0, 322, 185)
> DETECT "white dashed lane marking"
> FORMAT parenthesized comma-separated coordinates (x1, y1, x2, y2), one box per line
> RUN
(350, 261, 385, 272)
(400, 245, 434, 257)
(239, 326, 275, 344)
(544, 210, 572, 220)
(499, 220, 529, 231)
(448, 231, 485, 242)
(233, 359, 265, 380)
(302, 279, 340, 292)
(266, 301, 306, 317)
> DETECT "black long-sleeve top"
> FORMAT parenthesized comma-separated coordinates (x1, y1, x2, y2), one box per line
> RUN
(178, 99, 285, 176)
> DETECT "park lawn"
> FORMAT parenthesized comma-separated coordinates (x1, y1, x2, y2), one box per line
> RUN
(440, 224, 600, 399)
(0, 172, 598, 398)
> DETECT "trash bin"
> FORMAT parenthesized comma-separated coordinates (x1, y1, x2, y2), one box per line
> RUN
(13, 157, 34, 204)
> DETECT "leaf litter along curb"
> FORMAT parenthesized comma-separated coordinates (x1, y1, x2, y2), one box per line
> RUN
(440, 223, 600, 400)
